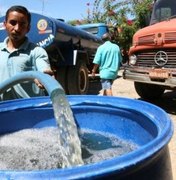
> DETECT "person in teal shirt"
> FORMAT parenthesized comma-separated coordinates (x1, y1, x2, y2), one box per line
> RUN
(0, 5, 53, 100)
(92, 33, 122, 96)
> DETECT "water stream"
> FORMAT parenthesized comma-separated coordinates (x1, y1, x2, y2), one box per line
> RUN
(0, 89, 84, 170)
(50, 89, 84, 168)
(0, 88, 139, 170)
(0, 71, 84, 169)
(0, 72, 138, 171)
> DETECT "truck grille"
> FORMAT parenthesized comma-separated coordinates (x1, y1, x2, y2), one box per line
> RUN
(138, 32, 176, 45)
(165, 32, 176, 43)
(136, 49, 176, 68)
(138, 34, 155, 45)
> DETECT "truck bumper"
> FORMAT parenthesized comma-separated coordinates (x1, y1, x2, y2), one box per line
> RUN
(123, 67, 176, 88)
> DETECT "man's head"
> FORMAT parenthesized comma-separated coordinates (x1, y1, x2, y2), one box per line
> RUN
(102, 33, 111, 42)
(5, 6, 31, 25)
(4, 6, 31, 44)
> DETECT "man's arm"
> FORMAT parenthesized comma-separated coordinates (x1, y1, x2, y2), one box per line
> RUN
(33, 46, 54, 88)
(92, 64, 99, 77)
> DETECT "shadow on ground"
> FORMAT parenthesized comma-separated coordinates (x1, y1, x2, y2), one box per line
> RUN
(87, 76, 121, 95)
(139, 90, 176, 115)
(87, 77, 101, 95)
(88, 77, 176, 115)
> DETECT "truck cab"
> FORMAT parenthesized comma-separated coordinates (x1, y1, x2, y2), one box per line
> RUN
(123, 0, 176, 99)
(76, 23, 109, 38)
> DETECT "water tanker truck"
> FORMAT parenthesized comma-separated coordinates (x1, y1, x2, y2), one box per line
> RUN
(123, 0, 176, 100)
(0, 13, 108, 94)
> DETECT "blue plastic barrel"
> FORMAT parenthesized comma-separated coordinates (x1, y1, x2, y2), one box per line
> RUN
(0, 95, 173, 179)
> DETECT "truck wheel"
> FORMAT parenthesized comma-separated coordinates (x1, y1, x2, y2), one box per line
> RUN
(67, 61, 89, 95)
(134, 82, 165, 100)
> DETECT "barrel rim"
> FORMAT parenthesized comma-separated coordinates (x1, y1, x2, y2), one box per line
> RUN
(0, 95, 173, 179)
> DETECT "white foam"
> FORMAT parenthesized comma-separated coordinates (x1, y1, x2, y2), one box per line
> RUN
(0, 127, 65, 170)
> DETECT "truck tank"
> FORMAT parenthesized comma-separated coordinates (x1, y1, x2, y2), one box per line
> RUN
(0, 13, 103, 95)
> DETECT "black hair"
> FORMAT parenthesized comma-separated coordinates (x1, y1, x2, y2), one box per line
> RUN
(102, 33, 111, 41)
(5, 5, 31, 25)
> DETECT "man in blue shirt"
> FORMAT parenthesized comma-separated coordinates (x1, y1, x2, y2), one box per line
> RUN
(92, 33, 122, 96)
(0, 5, 53, 100)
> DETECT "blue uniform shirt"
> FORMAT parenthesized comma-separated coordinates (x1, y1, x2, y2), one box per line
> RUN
(93, 41, 122, 79)
(0, 37, 51, 99)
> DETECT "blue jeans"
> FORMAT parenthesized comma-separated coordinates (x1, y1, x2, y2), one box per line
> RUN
(101, 79, 113, 89)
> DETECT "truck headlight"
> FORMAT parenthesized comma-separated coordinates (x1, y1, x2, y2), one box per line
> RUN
(129, 55, 137, 65)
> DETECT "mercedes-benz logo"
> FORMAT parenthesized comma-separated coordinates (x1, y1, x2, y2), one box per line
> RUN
(154, 51, 168, 66)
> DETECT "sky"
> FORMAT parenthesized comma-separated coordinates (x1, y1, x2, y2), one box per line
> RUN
(0, 0, 95, 21)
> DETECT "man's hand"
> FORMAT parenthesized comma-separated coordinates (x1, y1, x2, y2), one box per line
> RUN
(92, 71, 96, 78)
(91, 64, 99, 78)
(34, 69, 54, 89)
(43, 69, 54, 76)
(34, 78, 44, 89)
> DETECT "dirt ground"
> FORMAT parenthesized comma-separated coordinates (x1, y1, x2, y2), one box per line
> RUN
(88, 70, 176, 180)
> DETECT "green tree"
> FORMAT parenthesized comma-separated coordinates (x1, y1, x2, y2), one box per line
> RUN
(90, 0, 133, 49)
(133, 0, 154, 28)
(68, 0, 153, 50)
(92, 0, 153, 49)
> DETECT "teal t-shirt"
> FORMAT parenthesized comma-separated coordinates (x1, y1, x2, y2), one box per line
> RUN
(0, 37, 51, 99)
(93, 41, 122, 79)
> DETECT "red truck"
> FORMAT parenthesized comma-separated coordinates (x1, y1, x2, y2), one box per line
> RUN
(123, 0, 176, 99)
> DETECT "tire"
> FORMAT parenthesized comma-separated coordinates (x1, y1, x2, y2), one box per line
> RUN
(134, 82, 165, 100)
(67, 61, 89, 95)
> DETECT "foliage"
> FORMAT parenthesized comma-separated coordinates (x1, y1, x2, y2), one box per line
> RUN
(91, 0, 153, 50)
(133, 0, 154, 28)
(68, 0, 153, 50)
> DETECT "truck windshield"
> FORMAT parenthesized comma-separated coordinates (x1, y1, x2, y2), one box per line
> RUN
(150, 0, 176, 25)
